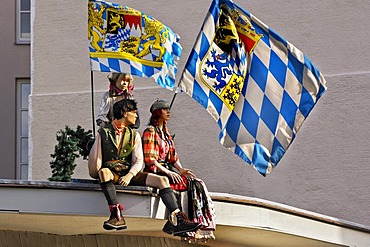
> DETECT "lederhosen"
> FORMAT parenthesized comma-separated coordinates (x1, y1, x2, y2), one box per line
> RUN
(99, 124, 148, 186)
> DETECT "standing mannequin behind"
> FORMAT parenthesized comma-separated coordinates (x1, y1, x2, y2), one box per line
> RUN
(96, 73, 140, 128)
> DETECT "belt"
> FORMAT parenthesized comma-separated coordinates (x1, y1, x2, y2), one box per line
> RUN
(104, 160, 131, 176)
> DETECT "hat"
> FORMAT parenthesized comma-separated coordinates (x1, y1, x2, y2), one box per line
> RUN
(150, 99, 170, 113)
(108, 73, 133, 84)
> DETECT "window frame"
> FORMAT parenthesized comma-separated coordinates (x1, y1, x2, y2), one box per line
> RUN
(16, 0, 31, 44)
(16, 79, 31, 180)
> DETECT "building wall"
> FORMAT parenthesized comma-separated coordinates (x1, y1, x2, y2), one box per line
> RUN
(0, 1, 30, 179)
(31, 0, 370, 226)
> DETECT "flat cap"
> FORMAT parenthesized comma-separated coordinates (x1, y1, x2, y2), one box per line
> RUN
(150, 99, 170, 113)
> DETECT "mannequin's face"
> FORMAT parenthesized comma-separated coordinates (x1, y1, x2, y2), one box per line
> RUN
(123, 110, 138, 125)
(159, 108, 171, 121)
(115, 74, 132, 91)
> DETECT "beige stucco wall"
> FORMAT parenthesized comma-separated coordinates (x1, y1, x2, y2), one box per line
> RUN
(31, 0, 370, 226)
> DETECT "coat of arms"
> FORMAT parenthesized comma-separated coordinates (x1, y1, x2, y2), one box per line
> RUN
(200, 5, 262, 110)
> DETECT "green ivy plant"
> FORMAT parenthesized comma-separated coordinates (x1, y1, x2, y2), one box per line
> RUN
(49, 125, 94, 182)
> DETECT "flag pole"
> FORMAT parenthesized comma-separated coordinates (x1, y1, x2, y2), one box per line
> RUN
(169, 80, 182, 109)
(90, 70, 96, 137)
(169, 89, 178, 109)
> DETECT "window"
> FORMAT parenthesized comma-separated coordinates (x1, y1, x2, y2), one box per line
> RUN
(16, 0, 31, 44)
(17, 80, 30, 179)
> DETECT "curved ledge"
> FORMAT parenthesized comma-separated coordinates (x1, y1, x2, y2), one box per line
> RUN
(209, 192, 370, 233)
(0, 179, 369, 246)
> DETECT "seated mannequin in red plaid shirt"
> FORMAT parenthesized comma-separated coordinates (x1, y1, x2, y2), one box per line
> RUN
(142, 99, 195, 191)
(142, 99, 216, 241)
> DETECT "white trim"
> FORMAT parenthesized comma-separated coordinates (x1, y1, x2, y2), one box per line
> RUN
(324, 70, 370, 78)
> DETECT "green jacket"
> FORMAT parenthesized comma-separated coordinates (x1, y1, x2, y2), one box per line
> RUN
(99, 124, 136, 169)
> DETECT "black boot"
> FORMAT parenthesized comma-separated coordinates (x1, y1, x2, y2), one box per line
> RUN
(171, 211, 201, 235)
(162, 220, 174, 235)
(163, 220, 190, 237)
(103, 204, 127, 230)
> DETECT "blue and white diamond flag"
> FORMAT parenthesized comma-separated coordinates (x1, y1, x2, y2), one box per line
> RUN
(88, 0, 182, 90)
(179, 0, 327, 176)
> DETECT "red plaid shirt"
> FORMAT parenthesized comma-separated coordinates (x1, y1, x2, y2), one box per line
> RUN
(142, 126, 178, 168)
(142, 126, 187, 191)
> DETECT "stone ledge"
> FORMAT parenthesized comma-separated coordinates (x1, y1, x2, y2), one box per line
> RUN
(0, 179, 158, 196)
(0, 179, 369, 246)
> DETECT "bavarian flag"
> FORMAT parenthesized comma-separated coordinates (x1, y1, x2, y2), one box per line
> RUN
(88, 0, 182, 90)
(179, 0, 327, 176)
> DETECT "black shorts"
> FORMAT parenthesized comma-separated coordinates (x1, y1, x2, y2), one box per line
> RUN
(110, 167, 148, 186)
(128, 171, 148, 186)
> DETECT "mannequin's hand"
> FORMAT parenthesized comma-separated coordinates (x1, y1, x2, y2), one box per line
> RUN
(118, 173, 134, 186)
(178, 167, 196, 178)
(167, 171, 184, 184)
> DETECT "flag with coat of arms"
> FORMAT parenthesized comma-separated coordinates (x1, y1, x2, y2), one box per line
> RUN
(88, 0, 182, 90)
(179, 0, 327, 176)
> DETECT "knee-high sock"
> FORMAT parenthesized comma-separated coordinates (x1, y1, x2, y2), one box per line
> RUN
(158, 187, 178, 213)
(100, 180, 118, 205)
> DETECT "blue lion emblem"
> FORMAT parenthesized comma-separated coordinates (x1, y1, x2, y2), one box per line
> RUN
(202, 49, 232, 90)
